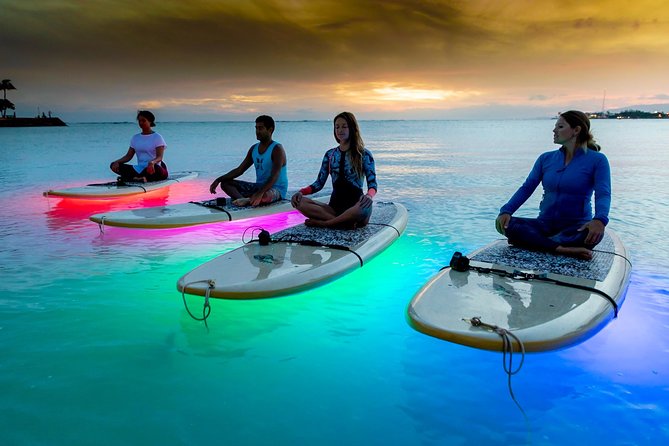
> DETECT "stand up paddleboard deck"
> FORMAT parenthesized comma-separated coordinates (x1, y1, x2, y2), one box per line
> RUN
(89, 190, 331, 229)
(43, 172, 198, 198)
(177, 201, 408, 299)
(407, 230, 631, 352)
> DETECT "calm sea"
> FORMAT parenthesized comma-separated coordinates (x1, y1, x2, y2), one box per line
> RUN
(1, 120, 668, 445)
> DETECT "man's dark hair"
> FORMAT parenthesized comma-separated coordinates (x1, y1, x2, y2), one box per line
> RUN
(255, 115, 275, 131)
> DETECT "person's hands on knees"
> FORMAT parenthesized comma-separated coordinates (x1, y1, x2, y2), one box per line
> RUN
(495, 213, 511, 235)
(291, 192, 302, 208)
(209, 179, 221, 194)
(580, 219, 605, 245)
(359, 193, 373, 209)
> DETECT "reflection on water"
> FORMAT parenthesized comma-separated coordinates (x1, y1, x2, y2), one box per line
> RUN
(1, 120, 668, 445)
(44, 192, 171, 230)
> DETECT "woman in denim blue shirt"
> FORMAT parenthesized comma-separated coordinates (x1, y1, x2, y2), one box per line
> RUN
(495, 110, 611, 260)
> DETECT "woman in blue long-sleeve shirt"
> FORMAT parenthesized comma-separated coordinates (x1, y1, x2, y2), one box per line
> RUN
(495, 110, 611, 260)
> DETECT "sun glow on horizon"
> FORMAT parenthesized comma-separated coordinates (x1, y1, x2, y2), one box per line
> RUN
(372, 86, 479, 102)
(332, 82, 483, 109)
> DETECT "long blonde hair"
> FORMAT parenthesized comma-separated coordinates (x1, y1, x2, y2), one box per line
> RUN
(333, 111, 365, 177)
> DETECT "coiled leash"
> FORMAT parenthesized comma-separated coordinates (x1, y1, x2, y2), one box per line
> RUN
(181, 279, 215, 332)
(449, 251, 531, 418)
(463, 316, 527, 418)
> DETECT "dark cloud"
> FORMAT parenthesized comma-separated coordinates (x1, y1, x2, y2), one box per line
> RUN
(1, 0, 668, 120)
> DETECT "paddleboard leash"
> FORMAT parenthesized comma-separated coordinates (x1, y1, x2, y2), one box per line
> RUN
(464, 316, 528, 420)
(181, 279, 215, 331)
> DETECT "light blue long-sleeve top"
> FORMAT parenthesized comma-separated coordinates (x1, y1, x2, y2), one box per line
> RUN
(499, 147, 611, 226)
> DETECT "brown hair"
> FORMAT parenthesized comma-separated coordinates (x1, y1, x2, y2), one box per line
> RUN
(136, 110, 156, 127)
(560, 110, 601, 151)
(333, 111, 365, 177)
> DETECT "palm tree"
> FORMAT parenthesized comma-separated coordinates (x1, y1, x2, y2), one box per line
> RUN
(1, 79, 17, 118)
(0, 99, 15, 118)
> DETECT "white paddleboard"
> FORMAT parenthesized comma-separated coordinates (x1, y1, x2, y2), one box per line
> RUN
(89, 190, 330, 229)
(177, 202, 408, 299)
(43, 171, 198, 198)
(407, 230, 631, 352)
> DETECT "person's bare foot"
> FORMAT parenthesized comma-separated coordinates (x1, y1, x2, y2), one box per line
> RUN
(232, 197, 251, 207)
(556, 246, 593, 260)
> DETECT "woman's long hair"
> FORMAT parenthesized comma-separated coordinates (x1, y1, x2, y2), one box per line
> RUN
(333, 111, 365, 177)
(560, 110, 601, 151)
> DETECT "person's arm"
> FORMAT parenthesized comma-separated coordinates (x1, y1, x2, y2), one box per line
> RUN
(359, 149, 377, 209)
(581, 153, 611, 244)
(110, 147, 135, 171)
(146, 145, 165, 174)
(209, 147, 254, 193)
(592, 154, 611, 226)
(249, 144, 287, 206)
(304, 150, 332, 195)
(499, 155, 543, 216)
(496, 154, 544, 235)
(292, 150, 331, 207)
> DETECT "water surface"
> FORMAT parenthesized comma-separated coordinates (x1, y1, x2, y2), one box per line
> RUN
(1, 119, 668, 445)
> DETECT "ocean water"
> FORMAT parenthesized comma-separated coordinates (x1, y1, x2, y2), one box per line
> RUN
(1, 119, 668, 445)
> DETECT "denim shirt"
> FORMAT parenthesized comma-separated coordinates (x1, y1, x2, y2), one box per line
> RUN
(500, 147, 611, 226)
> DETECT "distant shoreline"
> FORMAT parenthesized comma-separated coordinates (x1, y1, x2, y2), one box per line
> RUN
(0, 117, 67, 127)
(589, 110, 669, 119)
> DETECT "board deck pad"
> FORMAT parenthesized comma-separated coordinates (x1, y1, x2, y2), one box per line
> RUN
(471, 234, 615, 281)
(269, 201, 399, 248)
(177, 201, 408, 299)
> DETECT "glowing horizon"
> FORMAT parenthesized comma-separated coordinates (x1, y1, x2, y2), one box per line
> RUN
(2, 0, 668, 121)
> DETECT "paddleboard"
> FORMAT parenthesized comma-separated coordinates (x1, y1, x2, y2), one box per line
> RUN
(88, 190, 331, 229)
(43, 171, 198, 198)
(407, 230, 631, 352)
(177, 201, 408, 299)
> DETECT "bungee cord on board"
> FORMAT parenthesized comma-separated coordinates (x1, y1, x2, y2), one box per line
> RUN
(189, 200, 233, 221)
(446, 251, 622, 317)
(592, 248, 633, 268)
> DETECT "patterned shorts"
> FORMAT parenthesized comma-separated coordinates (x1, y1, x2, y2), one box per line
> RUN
(232, 180, 282, 203)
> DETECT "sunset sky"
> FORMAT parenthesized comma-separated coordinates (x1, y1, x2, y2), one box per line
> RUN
(2, 0, 669, 122)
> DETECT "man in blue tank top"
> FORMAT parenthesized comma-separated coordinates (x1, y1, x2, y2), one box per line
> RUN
(209, 115, 288, 206)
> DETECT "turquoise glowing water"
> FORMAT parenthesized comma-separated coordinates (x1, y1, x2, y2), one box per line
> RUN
(1, 120, 668, 445)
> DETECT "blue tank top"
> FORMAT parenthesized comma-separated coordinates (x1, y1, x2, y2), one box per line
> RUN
(252, 141, 288, 199)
